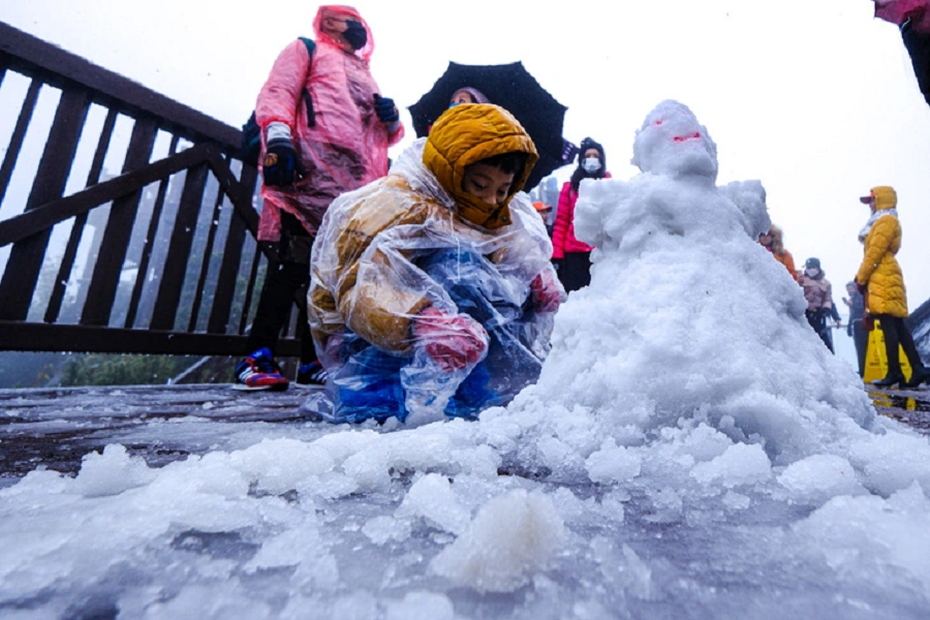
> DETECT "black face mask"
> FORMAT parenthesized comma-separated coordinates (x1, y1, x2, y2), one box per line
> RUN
(342, 20, 368, 50)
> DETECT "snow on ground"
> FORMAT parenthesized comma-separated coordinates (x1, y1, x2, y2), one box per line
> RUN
(2, 101, 930, 619)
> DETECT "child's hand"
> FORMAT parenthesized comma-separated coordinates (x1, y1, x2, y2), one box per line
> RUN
(413, 308, 488, 372)
(530, 269, 562, 313)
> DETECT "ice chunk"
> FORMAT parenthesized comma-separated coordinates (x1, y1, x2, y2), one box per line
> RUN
(848, 431, 930, 496)
(777, 454, 865, 504)
(585, 439, 642, 483)
(395, 473, 471, 535)
(72, 444, 156, 497)
(431, 489, 566, 592)
(690, 442, 772, 488)
(229, 438, 335, 496)
(793, 483, 930, 592)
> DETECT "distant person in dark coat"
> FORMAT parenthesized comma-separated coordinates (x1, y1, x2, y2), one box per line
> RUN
(844, 280, 868, 377)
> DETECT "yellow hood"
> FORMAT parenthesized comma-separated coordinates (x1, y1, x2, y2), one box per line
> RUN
(870, 186, 897, 211)
(423, 104, 538, 229)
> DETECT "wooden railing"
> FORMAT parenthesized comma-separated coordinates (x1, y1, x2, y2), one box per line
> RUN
(0, 21, 300, 357)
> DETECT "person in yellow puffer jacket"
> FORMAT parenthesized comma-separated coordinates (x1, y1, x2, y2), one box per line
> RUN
(855, 185, 929, 388)
(307, 104, 565, 424)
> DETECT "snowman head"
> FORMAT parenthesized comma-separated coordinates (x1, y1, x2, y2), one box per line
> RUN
(631, 100, 718, 181)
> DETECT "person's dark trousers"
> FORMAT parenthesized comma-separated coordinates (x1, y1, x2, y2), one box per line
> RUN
(806, 310, 833, 353)
(246, 213, 317, 365)
(876, 314, 924, 377)
(823, 323, 835, 354)
(851, 321, 868, 378)
(559, 251, 592, 293)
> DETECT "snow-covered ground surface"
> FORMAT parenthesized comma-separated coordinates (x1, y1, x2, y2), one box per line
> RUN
(1, 382, 929, 620)
(3, 100, 930, 619)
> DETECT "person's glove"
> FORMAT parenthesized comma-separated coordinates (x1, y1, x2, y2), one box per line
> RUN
(262, 137, 298, 187)
(855, 279, 866, 295)
(530, 269, 562, 313)
(373, 94, 399, 124)
(412, 307, 488, 372)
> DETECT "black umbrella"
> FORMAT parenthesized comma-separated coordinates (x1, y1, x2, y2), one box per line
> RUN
(408, 61, 569, 191)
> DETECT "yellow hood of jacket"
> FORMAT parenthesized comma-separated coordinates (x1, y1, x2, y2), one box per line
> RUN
(422, 104, 538, 229)
(871, 185, 897, 212)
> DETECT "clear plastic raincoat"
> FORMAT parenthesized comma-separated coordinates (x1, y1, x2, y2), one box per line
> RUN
(308, 104, 562, 423)
(255, 5, 404, 241)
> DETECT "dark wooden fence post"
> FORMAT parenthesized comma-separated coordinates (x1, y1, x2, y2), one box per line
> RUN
(0, 87, 90, 320)
(150, 161, 210, 331)
(80, 118, 159, 326)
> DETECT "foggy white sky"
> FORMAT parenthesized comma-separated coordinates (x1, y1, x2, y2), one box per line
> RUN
(3, 0, 929, 309)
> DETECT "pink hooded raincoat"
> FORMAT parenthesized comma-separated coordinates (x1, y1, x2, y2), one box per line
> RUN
(255, 5, 404, 241)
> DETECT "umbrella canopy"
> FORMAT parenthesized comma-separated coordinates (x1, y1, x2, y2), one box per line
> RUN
(408, 61, 569, 191)
(874, 0, 930, 32)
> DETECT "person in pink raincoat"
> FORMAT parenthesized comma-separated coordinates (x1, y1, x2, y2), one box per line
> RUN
(235, 5, 404, 391)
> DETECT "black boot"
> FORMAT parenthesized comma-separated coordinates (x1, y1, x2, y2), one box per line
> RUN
(872, 373, 906, 388)
(904, 367, 930, 389)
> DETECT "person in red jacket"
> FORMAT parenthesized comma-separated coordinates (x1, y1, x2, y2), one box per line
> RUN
(551, 137, 610, 292)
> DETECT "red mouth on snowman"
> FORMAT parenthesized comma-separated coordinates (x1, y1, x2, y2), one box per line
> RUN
(673, 132, 702, 143)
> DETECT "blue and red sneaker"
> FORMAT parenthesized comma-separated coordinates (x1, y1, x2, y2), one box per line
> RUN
(296, 360, 329, 387)
(234, 348, 289, 391)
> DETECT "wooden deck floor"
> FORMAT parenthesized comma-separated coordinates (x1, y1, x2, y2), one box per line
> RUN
(0, 384, 322, 483)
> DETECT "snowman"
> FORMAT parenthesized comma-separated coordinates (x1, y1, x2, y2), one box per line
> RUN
(488, 100, 874, 485)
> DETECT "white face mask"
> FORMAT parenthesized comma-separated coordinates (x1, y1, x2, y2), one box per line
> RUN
(582, 157, 601, 174)
(805, 268, 819, 278)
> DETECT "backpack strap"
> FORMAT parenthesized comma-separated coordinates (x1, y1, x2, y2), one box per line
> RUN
(298, 37, 317, 128)
(299, 37, 316, 57)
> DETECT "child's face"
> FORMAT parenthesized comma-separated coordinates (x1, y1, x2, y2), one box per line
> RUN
(462, 163, 515, 205)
